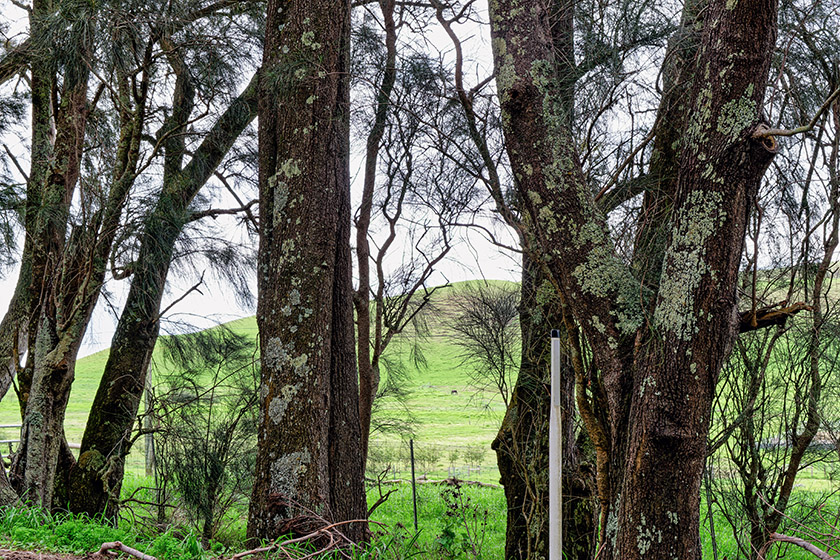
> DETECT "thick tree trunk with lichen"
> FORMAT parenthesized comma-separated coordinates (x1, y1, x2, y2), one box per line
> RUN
(630, 0, 705, 289)
(7, 0, 96, 507)
(466, 3, 600, 556)
(0, 0, 55, 502)
(66, 236, 168, 517)
(4, 0, 59, 421)
(489, 0, 778, 558)
(492, 254, 596, 560)
(247, 0, 365, 544)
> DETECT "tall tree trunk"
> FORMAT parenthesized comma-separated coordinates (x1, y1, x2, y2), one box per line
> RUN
(440, 3, 598, 556)
(492, 254, 596, 560)
(66, 236, 168, 516)
(488, 0, 779, 557)
(248, 0, 365, 544)
(14, 46, 150, 511)
(9, 0, 58, 419)
(10, 0, 94, 505)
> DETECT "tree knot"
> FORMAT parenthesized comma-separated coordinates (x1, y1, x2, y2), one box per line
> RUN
(751, 123, 778, 153)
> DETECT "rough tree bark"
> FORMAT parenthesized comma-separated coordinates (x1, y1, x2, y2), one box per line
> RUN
(247, 0, 366, 544)
(0, 0, 58, 421)
(437, 2, 598, 554)
(491, 9, 598, 555)
(7, 0, 96, 506)
(629, 0, 705, 290)
(489, 0, 779, 559)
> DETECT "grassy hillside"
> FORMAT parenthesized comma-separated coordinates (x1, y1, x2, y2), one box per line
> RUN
(0, 280, 516, 478)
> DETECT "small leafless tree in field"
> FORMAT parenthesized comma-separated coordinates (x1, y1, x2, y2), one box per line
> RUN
(450, 283, 520, 409)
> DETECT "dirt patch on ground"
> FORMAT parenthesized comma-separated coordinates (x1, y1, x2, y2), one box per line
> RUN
(0, 549, 88, 560)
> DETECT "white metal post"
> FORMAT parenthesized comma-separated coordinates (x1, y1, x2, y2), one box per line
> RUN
(550, 329, 563, 560)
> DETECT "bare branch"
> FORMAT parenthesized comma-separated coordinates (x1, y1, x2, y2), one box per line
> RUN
(352, 0, 433, 7)
(2, 144, 28, 183)
(593, 121, 658, 204)
(754, 85, 840, 139)
(229, 519, 374, 560)
(155, 272, 206, 321)
(757, 533, 834, 560)
(215, 171, 259, 231)
(187, 199, 258, 222)
(365, 488, 397, 517)
(431, 0, 519, 234)
(738, 301, 812, 333)
(9, 0, 30, 11)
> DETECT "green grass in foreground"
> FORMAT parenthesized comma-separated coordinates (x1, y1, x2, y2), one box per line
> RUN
(0, 483, 837, 559)
(0, 480, 506, 559)
(0, 505, 210, 559)
(367, 482, 506, 558)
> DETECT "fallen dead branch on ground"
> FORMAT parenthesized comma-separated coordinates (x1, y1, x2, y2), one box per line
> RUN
(93, 541, 157, 560)
(231, 518, 374, 560)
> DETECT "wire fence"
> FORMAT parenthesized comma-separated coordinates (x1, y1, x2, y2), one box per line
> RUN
(366, 440, 498, 482)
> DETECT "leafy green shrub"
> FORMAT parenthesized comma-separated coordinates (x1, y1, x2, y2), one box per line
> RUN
(463, 445, 486, 468)
(0, 507, 135, 554)
(152, 328, 259, 547)
(147, 532, 181, 559)
(52, 519, 128, 553)
(367, 443, 399, 478)
(132, 529, 206, 560)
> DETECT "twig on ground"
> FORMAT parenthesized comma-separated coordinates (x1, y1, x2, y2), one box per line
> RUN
(230, 519, 374, 560)
(95, 541, 157, 560)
